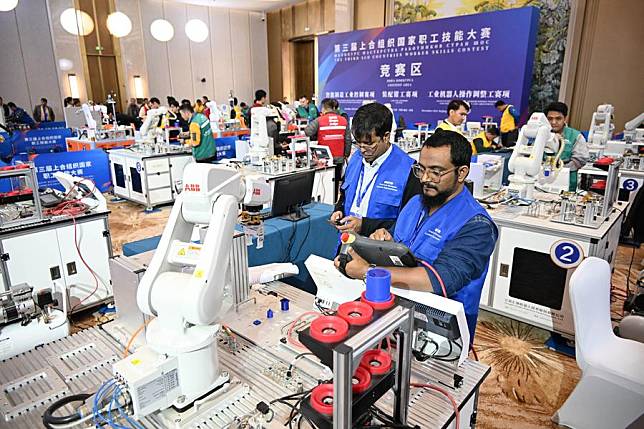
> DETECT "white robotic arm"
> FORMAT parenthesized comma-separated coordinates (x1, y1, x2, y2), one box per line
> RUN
(53, 171, 107, 212)
(138, 107, 167, 143)
(249, 106, 273, 164)
(624, 112, 644, 143)
(80, 104, 97, 139)
(508, 112, 554, 199)
(118, 163, 270, 418)
(588, 104, 614, 148)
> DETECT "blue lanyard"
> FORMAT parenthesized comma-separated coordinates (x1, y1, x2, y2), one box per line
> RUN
(355, 165, 379, 209)
(411, 210, 429, 248)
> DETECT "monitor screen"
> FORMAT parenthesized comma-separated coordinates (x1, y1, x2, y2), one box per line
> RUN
(271, 170, 315, 220)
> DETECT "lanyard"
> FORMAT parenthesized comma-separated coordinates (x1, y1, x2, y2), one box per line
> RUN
(355, 165, 379, 210)
(410, 209, 430, 247)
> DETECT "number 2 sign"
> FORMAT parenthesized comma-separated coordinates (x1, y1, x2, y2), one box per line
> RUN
(550, 240, 585, 269)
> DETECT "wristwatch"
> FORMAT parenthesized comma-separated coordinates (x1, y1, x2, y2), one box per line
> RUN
(362, 264, 377, 281)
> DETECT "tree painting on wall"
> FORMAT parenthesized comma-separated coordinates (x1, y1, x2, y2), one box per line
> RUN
(393, 0, 571, 114)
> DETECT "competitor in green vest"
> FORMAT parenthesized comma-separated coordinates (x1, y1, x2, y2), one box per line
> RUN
(296, 96, 319, 121)
(545, 101, 589, 191)
(180, 104, 217, 163)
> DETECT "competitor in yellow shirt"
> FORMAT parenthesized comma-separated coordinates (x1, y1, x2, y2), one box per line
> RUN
(471, 126, 501, 155)
(494, 100, 520, 147)
(436, 99, 469, 135)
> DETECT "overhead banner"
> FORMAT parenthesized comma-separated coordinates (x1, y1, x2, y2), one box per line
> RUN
(318, 7, 539, 127)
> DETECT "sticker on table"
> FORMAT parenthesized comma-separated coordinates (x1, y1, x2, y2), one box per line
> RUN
(622, 178, 639, 192)
(550, 240, 584, 269)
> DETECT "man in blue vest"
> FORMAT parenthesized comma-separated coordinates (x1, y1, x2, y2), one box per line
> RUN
(330, 102, 421, 238)
(336, 129, 498, 339)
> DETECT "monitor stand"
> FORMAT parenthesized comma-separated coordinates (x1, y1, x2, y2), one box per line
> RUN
(280, 206, 309, 222)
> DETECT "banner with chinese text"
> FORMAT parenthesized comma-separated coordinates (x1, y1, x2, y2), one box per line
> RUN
(318, 7, 539, 127)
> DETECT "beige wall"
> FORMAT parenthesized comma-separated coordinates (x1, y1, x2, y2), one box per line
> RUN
(354, 0, 385, 30)
(0, 0, 268, 114)
(0, 0, 69, 119)
(566, 0, 644, 132)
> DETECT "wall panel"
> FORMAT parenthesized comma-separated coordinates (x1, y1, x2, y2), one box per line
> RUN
(139, 0, 172, 102)
(187, 5, 215, 102)
(209, 8, 235, 102)
(249, 12, 269, 100)
(229, 11, 253, 104)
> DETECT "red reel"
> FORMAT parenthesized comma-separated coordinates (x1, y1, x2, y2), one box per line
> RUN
(352, 366, 372, 394)
(360, 349, 392, 375)
(310, 384, 334, 415)
(309, 315, 349, 343)
(360, 291, 395, 311)
(337, 301, 374, 326)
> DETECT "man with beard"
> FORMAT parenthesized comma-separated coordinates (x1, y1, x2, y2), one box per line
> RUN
(335, 129, 497, 338)
(330, 102, 421, 238)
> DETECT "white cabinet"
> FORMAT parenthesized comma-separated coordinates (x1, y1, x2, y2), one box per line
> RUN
(312, 168, 336, 205)
(0, 213, 112, 313)
(109, 149, 194, 210)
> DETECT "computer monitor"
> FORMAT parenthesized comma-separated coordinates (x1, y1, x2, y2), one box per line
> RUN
(271, 170, 315, 221)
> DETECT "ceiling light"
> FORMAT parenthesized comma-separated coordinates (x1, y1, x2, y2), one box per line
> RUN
(0, 0, 19, 12)
(60, 8, 94, 36)
(106, 11, 132, 38)
(58, 58, 74, 71)
(150, 19, 174, 42)
(185, 19, 208, 43)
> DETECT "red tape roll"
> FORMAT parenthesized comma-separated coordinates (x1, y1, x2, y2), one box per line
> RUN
(352, 366, 372, 394)
(337, 301, 374, 326)
(360, 349, 392, 375)
(360, 291, 395, 310)
(310, 384, 334, 415)
(309, 315, 349, 343)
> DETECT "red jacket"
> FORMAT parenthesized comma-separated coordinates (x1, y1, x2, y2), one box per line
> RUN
(317, 113, 348, 158)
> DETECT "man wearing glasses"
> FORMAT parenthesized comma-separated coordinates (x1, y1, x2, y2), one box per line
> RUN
(330, 103, 421, 238)
(335, 130, 497, 338)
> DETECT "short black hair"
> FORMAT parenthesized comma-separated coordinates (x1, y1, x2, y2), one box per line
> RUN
(169, 100, 179, 108)
(41, 98, 48, 103)
(255, 89, 267, 102)
(545, 101, 568, 117)
(180, 104, 194, 114)
(331, 99, 340, 110)
(233, 97, 238, 105)
(202, 96, 209, 101)
(423, 129, 471, 167)
(7, 102, 16, 109)
(446, 99, 470, 115)
(321, 98, 335, 110)
(351, 102, 392, 142)
(494, 100, 506, 108)
(149, 97, 160, 105)
(486, 126, 500, 136)
(240, 102, 248, 108)
(181, 99, 191, 106)
(167, 96, 176, 104)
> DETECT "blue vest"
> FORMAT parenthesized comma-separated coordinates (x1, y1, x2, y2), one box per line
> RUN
(342, 145, 414, 219)
(393, 188, 496, 339)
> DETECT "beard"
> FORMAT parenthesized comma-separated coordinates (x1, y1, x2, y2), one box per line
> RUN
(421, 178, 458, 210)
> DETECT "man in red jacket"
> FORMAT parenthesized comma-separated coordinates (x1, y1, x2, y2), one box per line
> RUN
(305, 98, 351, 163)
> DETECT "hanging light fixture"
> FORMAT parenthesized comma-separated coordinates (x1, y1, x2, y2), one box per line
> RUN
(60, 8, 94, 36)
(58, 58, 74, 71)
(106, 11, 132, 38)
(185, 18, 208, 43)
(0, 0, 19, 12)
(150, 19, 174, 42)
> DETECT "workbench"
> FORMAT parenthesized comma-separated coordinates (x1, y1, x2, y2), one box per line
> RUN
(0, 280, 489, 429)
(108, 147, 194, 210)
(0, 210, 113, 313)
(481, 195, 626, 337)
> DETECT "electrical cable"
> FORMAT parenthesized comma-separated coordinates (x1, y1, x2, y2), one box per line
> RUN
(286, 311, 319, 349)
(42, 393, 91, 429)
(411, 382, 460, 429)
(417, 259, 447, 298)
(123, 318, 154, 357)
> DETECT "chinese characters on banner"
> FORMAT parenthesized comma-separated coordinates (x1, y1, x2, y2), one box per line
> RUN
(318, 7, 539, 126)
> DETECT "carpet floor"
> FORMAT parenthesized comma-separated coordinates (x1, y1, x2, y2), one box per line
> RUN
(104, 198, 643, 428)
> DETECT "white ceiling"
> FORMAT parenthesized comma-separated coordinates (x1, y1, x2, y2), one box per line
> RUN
(170, 0, 301, 12)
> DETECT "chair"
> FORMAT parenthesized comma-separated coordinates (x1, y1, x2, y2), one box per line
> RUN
(552, 257, 644, 428)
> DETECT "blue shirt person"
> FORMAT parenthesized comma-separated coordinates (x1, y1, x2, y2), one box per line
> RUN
(335, 130, 497, 340)
(330, 102, 421, 238)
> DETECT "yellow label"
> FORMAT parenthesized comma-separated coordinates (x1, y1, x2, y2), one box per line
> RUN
(178, 248, 186, 256)
(131, 359, 141, 365)
(194, 269, 204, 278)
